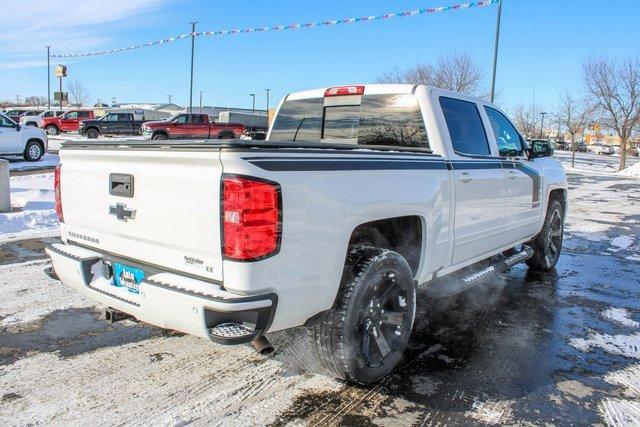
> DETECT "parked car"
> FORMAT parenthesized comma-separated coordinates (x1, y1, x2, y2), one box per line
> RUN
(575, 141, 588, 152)
(595, 144, 614, 155)
(46, 84, 567, 385)
(41, 110, 95, 135)
(79, 112, 146, 139)
(141, 113, 245, 140)
(0, 113, 48, 161)
(4, 109, 28, 123)
(20, 110, 66, 127)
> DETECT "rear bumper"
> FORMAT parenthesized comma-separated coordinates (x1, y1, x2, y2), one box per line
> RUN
(45, 243, 277, 344)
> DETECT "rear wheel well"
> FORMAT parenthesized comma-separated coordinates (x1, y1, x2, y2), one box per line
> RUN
(347, 216, 422, 276)
(218, 131, 235, 139)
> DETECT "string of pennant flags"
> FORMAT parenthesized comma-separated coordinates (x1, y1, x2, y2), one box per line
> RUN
(50, 0, 498, 58)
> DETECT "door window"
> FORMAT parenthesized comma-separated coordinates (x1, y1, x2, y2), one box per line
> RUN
(79, 111, 91, 118)
(172, 115, 188, 124)
(65, 112, 78, 119)
(191, 115, 206, 124)
(0, 115, 16, 127)
(43, 111, 54, 117)
(484, 106, 525, 157)
(105, 114, 118, 121)
(439, 97, 491, 156)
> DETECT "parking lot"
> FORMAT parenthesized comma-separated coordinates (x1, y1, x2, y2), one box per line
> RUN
(1, 150, 639, 425)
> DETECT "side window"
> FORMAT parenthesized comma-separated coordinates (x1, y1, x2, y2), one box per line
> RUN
(105, 114, 117, 121)
(439, 97, 491, 156)
(43, 111, 53, 117)
(65, 112, 78, 119)
(191, 115, 206, 124)
(173, 114, 188, 124)
(485, 107, 524, 157)
(0, 115, 15, 127)
(79, 111, 91, 118)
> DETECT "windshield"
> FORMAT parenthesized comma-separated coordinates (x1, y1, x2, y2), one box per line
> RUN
(269, 94, 430, 150)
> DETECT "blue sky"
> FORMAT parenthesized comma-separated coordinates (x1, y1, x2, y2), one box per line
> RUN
(1, 0, 638, 112)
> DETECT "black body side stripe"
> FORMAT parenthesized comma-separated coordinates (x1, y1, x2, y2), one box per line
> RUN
(514, 162, 542, 204)
(247, 159, 447, 171)
(449, 161, 503, 170)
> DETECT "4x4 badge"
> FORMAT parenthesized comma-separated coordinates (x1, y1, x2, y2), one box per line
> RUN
(109, 203, 136, 221)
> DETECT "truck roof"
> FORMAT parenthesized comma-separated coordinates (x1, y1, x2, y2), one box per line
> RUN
(285, 83, 487, 104)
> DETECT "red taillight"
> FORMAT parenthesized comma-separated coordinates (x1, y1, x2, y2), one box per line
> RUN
(54, 165, 63, 222)
(324, 85, 365, 97)
(222, 176, 281, 261)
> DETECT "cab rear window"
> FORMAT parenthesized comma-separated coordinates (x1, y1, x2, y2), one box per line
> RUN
(269, 94, 430, 150)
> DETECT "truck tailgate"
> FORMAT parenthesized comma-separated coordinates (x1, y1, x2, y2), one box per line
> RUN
(59, 147, 224, 282)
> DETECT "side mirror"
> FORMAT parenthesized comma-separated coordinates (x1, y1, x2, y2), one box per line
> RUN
(528, 140, 554, 159)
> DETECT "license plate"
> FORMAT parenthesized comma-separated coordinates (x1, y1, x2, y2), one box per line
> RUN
(112, 263, 144, 294)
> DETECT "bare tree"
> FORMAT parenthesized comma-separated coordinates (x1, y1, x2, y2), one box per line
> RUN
(24, 96, 47, 106)
(512, 104, 540, 139)
(583, 55, 640, 171)
(556, 90, 592, 168)
(377, 52, 484, 96)
(67, 80, 90, 107)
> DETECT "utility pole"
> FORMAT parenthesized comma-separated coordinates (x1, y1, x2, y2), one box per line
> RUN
(199, 90, 203, 112)
(189, 21, 198, 113)
(167, 94, 173, 104)
(264, 88, 271, 113)
(250, 93, 256, 113)
(111, 97, 116, 106)
(46, 46, 51, 109)
(15, 95, 20, 105)
(540, 112, 547, 139)
(489, 0, 502, 103)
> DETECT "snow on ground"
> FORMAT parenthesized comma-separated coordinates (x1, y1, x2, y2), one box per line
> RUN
(603, 308, 640, 328)
(0, 173, 59, 243)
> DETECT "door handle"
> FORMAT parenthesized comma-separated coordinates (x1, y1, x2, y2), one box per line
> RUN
(507, 170, 518, 180)
(458, 172, 472, 183)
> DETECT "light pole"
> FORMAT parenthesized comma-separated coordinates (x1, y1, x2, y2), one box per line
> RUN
(199, 90, 203, 112)
(490, 0, 502, 103)
(189, 21, 198, 113)
(540, 112, 547, 139)
(264, 88, 270, 113)
(250, 93, 256, 113)
(46, 46, 51, 109)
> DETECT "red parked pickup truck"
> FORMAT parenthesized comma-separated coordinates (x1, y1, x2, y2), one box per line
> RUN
(141, 113, 244, 140)
(41, 110, 95, 135)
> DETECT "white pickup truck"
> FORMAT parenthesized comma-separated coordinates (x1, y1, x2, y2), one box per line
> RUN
(46, 84, 567, 384)
(0, 113, 48, 161)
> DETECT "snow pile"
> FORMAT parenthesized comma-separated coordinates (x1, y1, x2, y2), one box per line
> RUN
(618, 161, 640, 178)
(602, 308, 640, 328)
(0, 173, 59, 243)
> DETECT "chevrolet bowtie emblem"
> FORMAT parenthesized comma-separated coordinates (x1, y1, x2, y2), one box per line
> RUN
(109, 203, 136, 221)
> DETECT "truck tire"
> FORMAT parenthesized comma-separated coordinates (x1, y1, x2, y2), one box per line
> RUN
(312, 246, 416, 385)
(152, 132, 168, 140)
(86, 128, 99, 139)
(23, 140, 44, 162)
(46, 125, 59, 136)
(526, 199, 564, 272)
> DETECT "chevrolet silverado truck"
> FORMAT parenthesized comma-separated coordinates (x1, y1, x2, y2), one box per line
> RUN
(41, 110, 95, 135)
(46, 84, 567, 384)
(141, 113, 244, 140)
(79, 112, 145, 139)
(0, 113, 48, 161)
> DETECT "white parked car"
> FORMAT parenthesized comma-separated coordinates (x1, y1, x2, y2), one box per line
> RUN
(19, 110, 66, 128)
(46, 84, 567, 384)
(0, 113, 48, 161)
